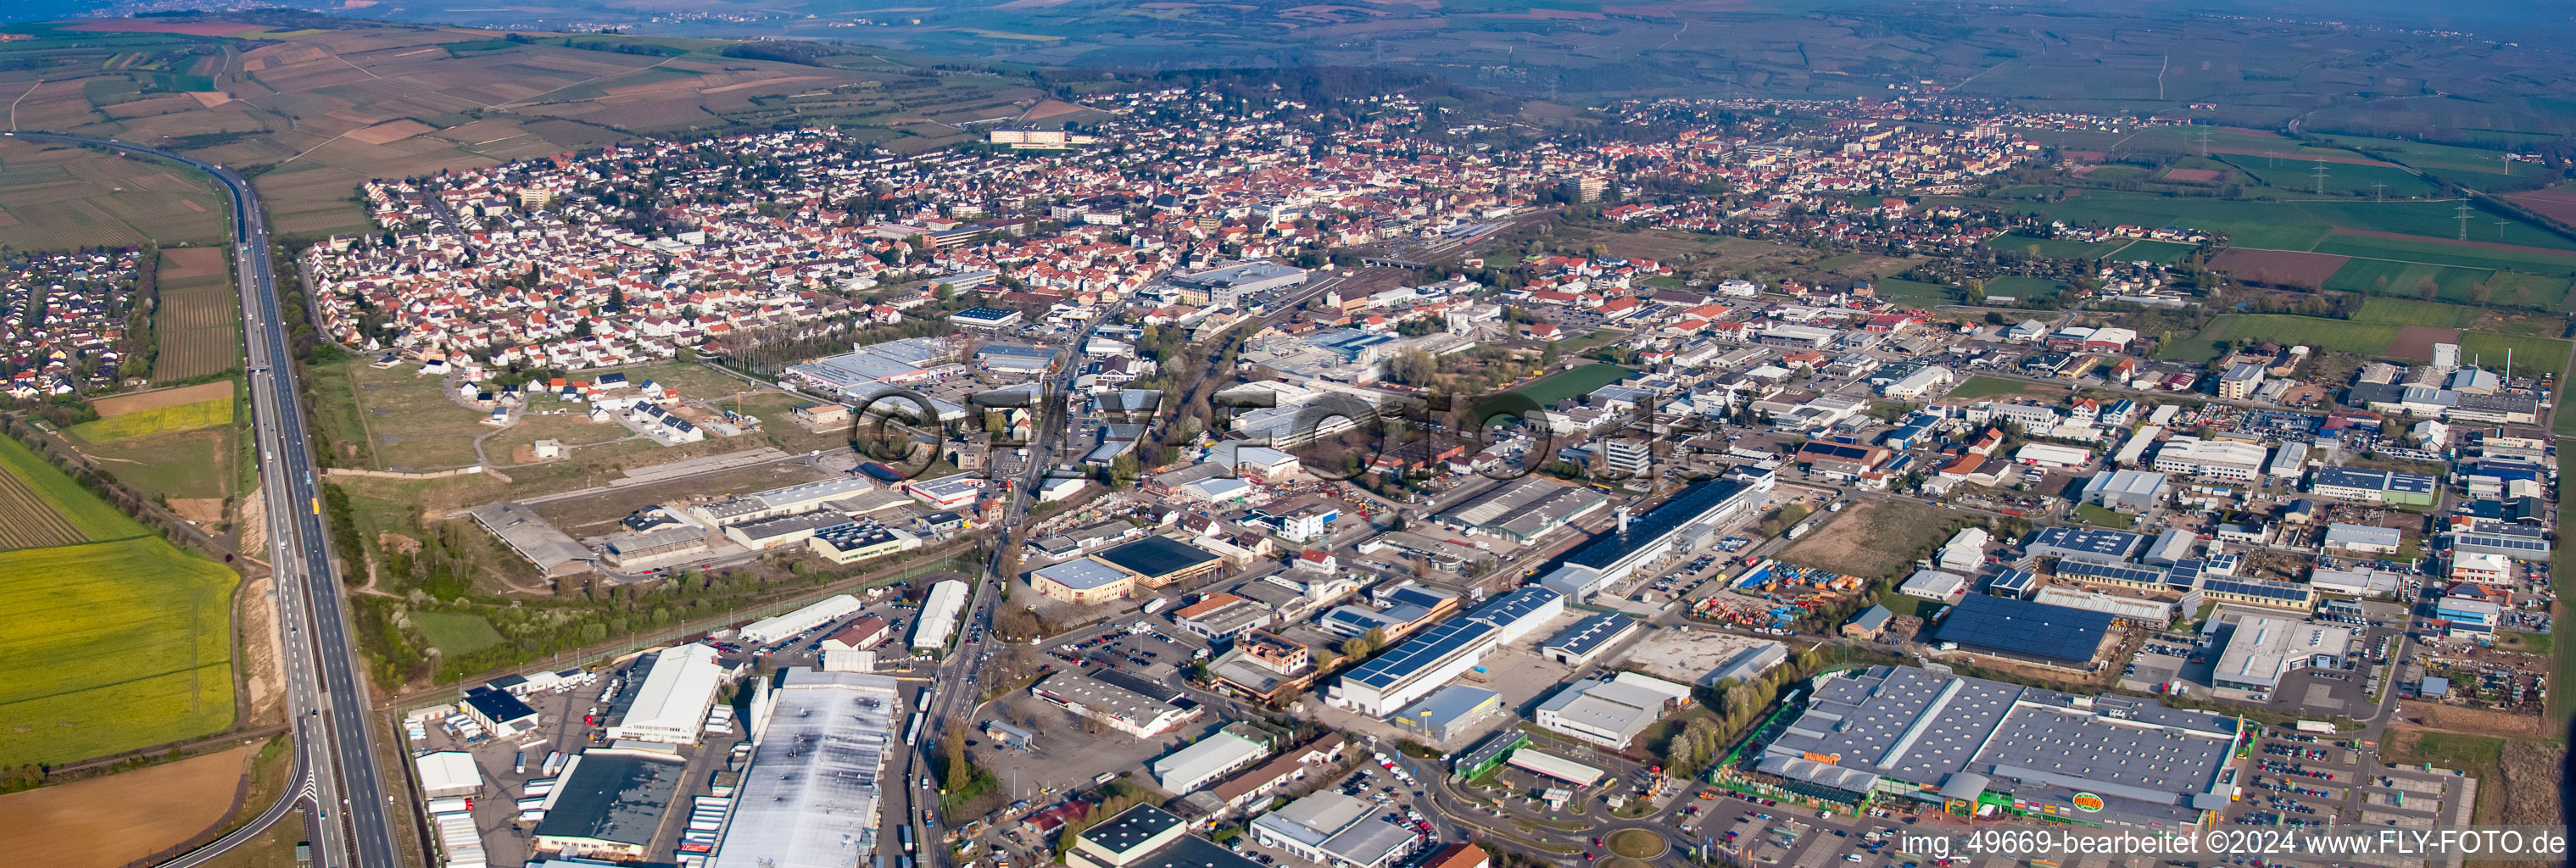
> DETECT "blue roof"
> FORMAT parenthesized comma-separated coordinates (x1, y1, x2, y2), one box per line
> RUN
(1560, 478, 1756, 570)
(1384, 585, 1457, 610)
(1986, 570, 2035, 594)
(1932, 594, 2114, 665)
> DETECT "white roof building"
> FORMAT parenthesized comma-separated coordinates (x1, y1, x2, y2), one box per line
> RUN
(1899, 569, 1968, 601)
(1150, 725, 1273, 794)
(710, 669, 903, 868)
(608, 643, 728, 745)
(1532, 672, 1693, 748)
(417, 751, 482, 798)
(740, 593, 863, 645)
(912, 579, 971, 650)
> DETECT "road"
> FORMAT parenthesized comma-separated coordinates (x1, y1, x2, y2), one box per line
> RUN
(3, 132, 402, 868)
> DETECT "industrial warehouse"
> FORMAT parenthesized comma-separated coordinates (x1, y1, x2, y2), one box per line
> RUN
(1752, 666, 2244, 831)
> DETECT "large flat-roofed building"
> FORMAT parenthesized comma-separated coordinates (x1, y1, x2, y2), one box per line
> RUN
(2198, 576, 2317, 612)
(806, 522, 917, 565)
(1328, 587, 1564, 716)
(468, 501, 596, 577)
(1756, 666, 2241, 830)
(710, 669, 900, 868)
(1432, 478, 1609, 542)
(2150, 437, 2269, 482)
(1067, 804, 1187, 868)
(1541, 476, 1770, 599)
(1168, 261, 1308, 306)
(1032, 558, 1137, 605)
(463, 686, 540, 735)
(951, 306, 1025, 329)
(2025, 526, 2146, 566)
(726, 511, 854, 551)
(1931, 593, 2116, 668)
(532, 750, 688, 860)
(2080, 470, 2169, 514)
(607, 643, 727, 744)
(2207, 611, 2350, 693)
(1539, 612, 1641, 665)
(1151, 722, 1275, 794)
(742, 594, 862, 645)
(1093, 536, 1229, 589)
(903, 472, 988, 509)
(1031, 670, 1201, 737)
(2447, 529, 2552, 562)
(691, 476, 883, 526)
(1387, 685, 1503, 744)
(912, 579, 971, 650)
(1250, 793, 1422, 868)
(1532, 672, 1693, 748)
(782, 336, 963, 392)
(2029, 587, 2173, 628)
(2307, 467, 2438, 506)
(1071, 806, 1263, 868)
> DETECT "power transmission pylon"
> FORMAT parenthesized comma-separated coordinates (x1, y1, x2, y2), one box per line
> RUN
(2311, 159, 2328, 196)
(2456, 202, 2473, 240)
(2371, 181, 2385, 202)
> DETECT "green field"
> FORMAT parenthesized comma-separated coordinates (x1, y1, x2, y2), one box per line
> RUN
(67, 395, 235, 442)
(1511, 363, 1641, 407)
(2105, 240, 2198, 264)
(1952, 191, 2576, 254)
(2322, 259, 2501, 303)
(1946, 375, 2067, 400)
(2307, 235, 2576, 275)
(0, 436, 148, 541)
(2158, 315, 2400, 362)
(1983, 275, 2068, 302)
(2354, 298, 2481, 329)
(412, 611, 505, 657)
(1989, 231, 2122, 259)
(2316, 136, 2551, 190)
(2213, 154, 2440, 198)
(2456, 332, 2574, 375)
(0, 535, 237, 765)
(1872, 279, 1956, 302)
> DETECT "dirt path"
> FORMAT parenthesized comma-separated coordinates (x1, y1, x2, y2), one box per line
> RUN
(237, 575, 286, 726)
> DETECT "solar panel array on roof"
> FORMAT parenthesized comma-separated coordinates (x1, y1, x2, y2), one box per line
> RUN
(1473, 586, 1562, 627)
(1798, 442, 1876, 461)
(2054, 560, 2167, 587)
(1347, 619, 1497, 689)
(2164, 559, 2204, 588)
(2451, 531, 2551, 555)
(1560, 478, 1755, 570)
(1932, 594, 2114, 665)
(2201, 577, 2310, 604)
(1986, 570, 2034, 595)
(2028, 526, 2145, 557)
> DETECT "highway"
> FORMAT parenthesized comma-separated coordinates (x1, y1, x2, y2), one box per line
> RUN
(3, 132, 402, 868)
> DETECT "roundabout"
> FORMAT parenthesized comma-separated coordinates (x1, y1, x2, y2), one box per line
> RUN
(1605, 828, 1670, 860)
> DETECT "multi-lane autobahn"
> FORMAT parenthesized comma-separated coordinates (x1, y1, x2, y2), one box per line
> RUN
(3, 132, 401, 868)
